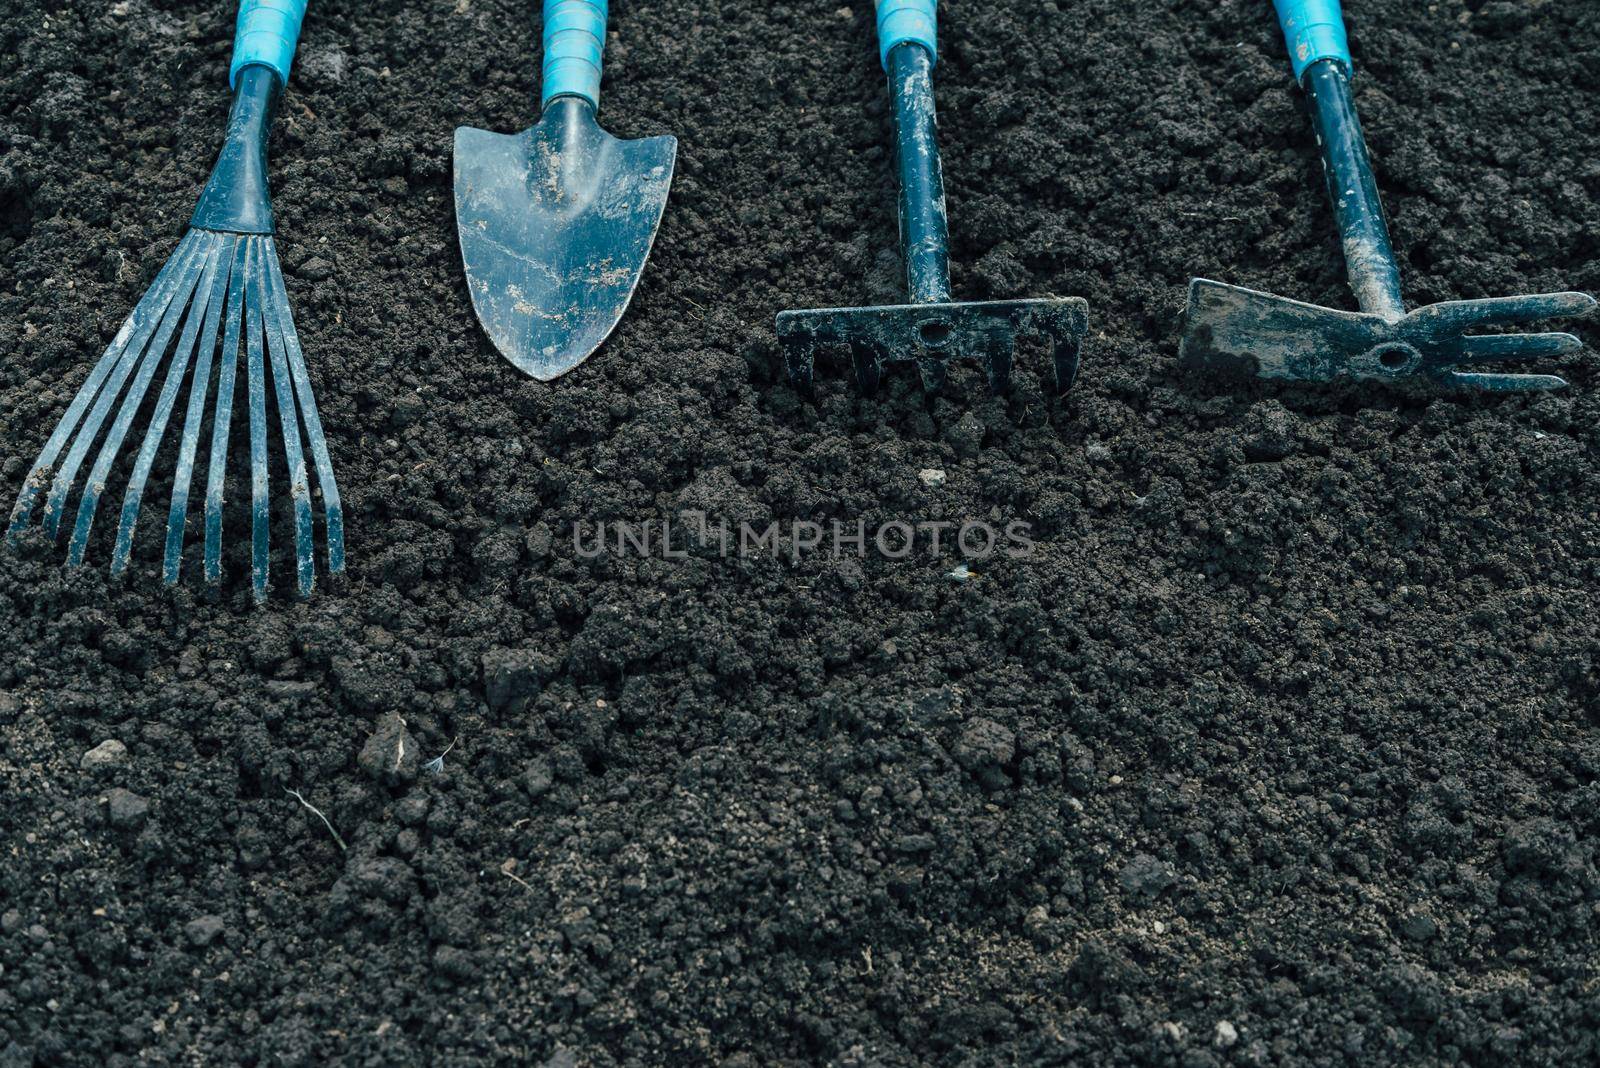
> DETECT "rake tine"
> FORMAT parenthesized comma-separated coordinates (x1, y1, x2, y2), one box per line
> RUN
(163, 234, 237, 585)
(109, 235, 226, 576)
(264, 237, 345, 579)
(983, 340, 1012, 395)
(64, 234, 212, 566)
(781, 339, 816, 390)
(850, 340, 883, 394)
(203, 236, 249, 587)
(27, 233, 206, 542)
(243, 239, 272, 603)
(1053, 332, 1083, 395)
(258, 240, 315, 597)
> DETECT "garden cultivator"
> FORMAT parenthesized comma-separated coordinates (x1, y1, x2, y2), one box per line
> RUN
(778, 0, 1089, 395)
(1181, 0, 1595, 391)
(8, 0, 342, 601)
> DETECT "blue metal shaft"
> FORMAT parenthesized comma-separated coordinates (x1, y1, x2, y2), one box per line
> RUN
(887, 41, 950, 305)
(1303, 58, 1405, 322)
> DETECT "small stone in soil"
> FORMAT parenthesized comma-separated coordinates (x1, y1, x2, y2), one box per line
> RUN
(80, 740, 128, 770)
(104, 788, 149, 830)
(357, 712, 420, 785)
(1400, 912, 1438, 942)
(184, 915, 225, 947)
(1120, 853, 1178, 899)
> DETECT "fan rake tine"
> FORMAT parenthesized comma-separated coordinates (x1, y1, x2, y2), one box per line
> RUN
(243, 239, 272, 603)
(9, 232, 203, 541)
(65, 233, 213, 567)
(163, 234, 237, 585)
(203, 236, 249, 587)
(264, 236, 344, 579)
(108, 234, 226, 576)
(258, 239, 315, 596)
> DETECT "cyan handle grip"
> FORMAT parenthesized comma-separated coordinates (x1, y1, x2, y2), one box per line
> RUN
(229, 0, 309, 90)
(542, 0, 607, 111)
(876, 0, 937, 71)
(1274, 0, 1352, 83)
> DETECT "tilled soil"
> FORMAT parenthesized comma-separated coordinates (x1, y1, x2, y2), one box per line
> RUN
(3, 1, 1600, 1065)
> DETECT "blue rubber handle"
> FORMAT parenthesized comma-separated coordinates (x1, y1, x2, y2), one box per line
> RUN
(229, 0, 308, 90)
(876, 0, 937, 71)
(542, 0, 607, 110)
(1274, 0, 1352, 83)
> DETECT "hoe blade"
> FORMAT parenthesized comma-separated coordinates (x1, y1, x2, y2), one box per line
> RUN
(1179, 278, 1388, 383)
(777, 297, 1089, 395)
(454, 99, 676, 380)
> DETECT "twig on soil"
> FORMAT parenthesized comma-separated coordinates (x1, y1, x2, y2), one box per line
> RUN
(284, 788, 348, 853)
(501, 857, 534, 893)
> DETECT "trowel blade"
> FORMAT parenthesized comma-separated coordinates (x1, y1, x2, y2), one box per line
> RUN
(454, 98, 676, 381)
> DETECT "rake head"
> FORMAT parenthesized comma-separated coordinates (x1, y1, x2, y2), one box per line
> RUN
(1181, 279, 1597, 392)
(7, 227, 344, 601)
(777, 297, 1089, 395)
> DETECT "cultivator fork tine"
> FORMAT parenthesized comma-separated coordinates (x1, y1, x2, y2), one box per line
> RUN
(109, 233, 225, 576)
(1449, 332, 1585, 364)
(164, 234, 237, 584)
(264, 237, 344, 580)
(1408, 292, 1597, 336)
(204, 236, 249, 587)
(243, 238, 272, 603)
(258, 238, 316, 597)
(8, 234, 200, 540)
(64, 236, 211, 566)
(1441, 371, 1570, 393)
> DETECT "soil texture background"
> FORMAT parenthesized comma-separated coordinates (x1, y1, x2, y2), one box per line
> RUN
(3, 0, 1600, 1065)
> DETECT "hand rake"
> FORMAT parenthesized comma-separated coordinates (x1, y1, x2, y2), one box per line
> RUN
(7, 0, 343, 601)
(1181, 0, 1596, 392)
(777, 0, 1090, 395)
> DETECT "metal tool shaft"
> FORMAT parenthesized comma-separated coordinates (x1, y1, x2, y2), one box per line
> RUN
(888, 41, 951, 305)
(1304, 57, 1405, 322)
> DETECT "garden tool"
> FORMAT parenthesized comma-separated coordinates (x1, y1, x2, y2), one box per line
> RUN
(454, 0, 676, 380)
(777, 0, 1089, 394)
(7, 0, 342, 601)
(1181, 0, 1596, 391)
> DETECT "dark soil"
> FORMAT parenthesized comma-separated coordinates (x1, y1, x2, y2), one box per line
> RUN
(3, 0, 1600, 1064)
